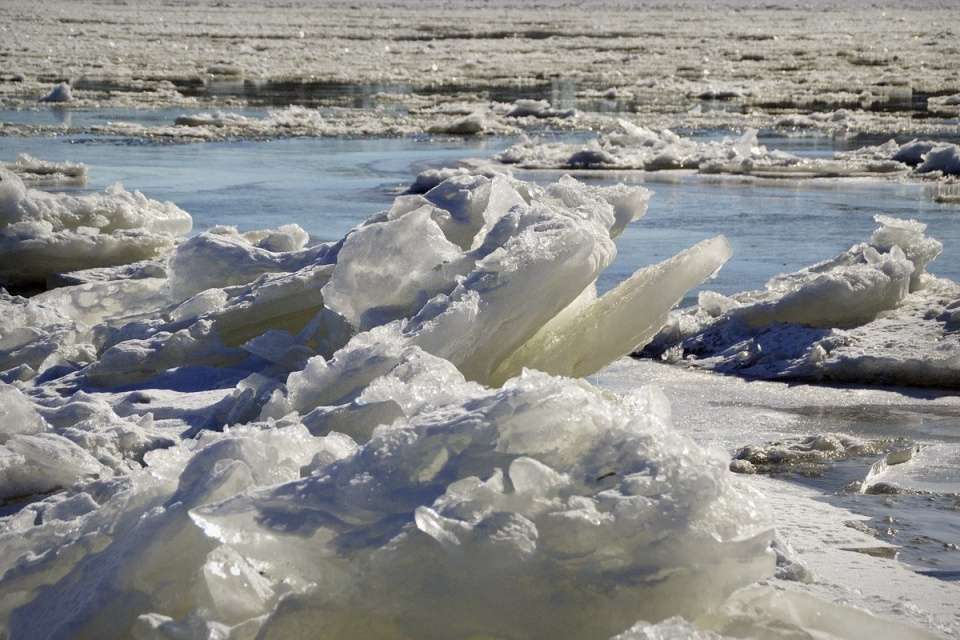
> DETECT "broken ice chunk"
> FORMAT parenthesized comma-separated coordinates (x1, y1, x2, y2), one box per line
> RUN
(492, 235, 732, 384)
(0, 168, 191, 290)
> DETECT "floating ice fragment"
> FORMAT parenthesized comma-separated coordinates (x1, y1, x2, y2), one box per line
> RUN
(206, 64, 243, 77)
(38, 83, 72, 103)
(1, 154, 87, 187)
(891, 140, 939, 166)
(915, 143, 960, 176)
(491, 121, 952, 179)
(427, 111, 487, 135)
(505, 98, 576, 119)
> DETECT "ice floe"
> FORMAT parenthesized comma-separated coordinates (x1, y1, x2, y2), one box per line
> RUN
(490, 122, 960, 179)
(160, 99, 576, 140)
(641, 215, 960, 388)
(4, 0, 958, 142)
(0, 168, 192, 291)
(1, 154, 87, 188)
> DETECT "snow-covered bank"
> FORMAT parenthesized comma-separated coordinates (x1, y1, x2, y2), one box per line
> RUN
(2, 170, 956, 639)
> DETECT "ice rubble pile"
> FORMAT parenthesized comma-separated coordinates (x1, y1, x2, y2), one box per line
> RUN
(0, 371, 776, 640)
(0, 168, 192, 290)
(491, 120, 960, 178)
(0, 174, 785, 639)
(641, 215, 960, 388)
(2, 173, 735, 390)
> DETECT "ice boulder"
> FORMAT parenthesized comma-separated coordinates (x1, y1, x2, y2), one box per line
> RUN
(725, 215, 939, 329)
(316, 173, 684, 379)
(164, 224, 324, 300)
(731, 244, 914, 329)
(0, 290, 98, 382)
(273, 327, 487, 439)
(915, 143, 960, 176)
(314, 173, 709, 386)
(0, 421, 323, 638)
(0, 432, 106, 500)
(0, 383, 47, 443)
(190, 371, 775, 640)
(38, 83, 72, 104)
(892, 139, 960, 176)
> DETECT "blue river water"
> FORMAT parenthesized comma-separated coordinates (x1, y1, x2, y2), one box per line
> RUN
(2, 109, 958, 298)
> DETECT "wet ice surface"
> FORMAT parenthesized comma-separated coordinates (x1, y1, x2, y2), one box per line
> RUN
(2, 0, 960, 638)
(602, 358, 960, 581)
